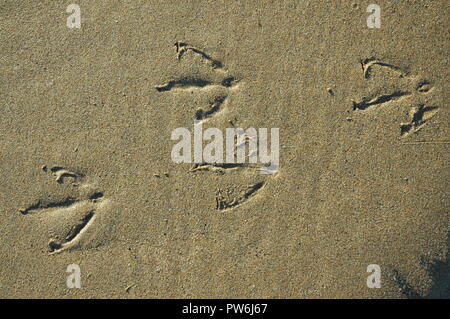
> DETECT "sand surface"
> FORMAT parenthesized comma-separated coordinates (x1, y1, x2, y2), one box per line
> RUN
(0, 0, 448, 298)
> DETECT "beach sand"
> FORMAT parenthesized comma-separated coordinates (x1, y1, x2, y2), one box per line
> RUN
(0, 0, 448, 298)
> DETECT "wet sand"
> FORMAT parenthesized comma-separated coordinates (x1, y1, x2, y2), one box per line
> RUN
(0, 1, 448, 298)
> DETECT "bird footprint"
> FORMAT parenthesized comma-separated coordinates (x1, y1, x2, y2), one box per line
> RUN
(155, 42, 271, 211)
(351, 57, 439, 137)
(19, 165, 108, 254)
(155, 42, 240, 123)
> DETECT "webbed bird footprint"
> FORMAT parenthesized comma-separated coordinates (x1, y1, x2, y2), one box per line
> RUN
(155, 42, 239, 123)
(20, 166, 108, 254)
(156, 43, 271, 211)
(351, 57, 439, 137)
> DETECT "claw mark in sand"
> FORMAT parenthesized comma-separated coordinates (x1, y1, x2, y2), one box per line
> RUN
(175, 41, 223, 69)
(194, 96, 228, 120)
(416, 79, 433, 93)
(155, 78, 212, 92)
(189, 162, 260, 175)
(360, 57, 407, 79)
(155, 77, 238, 93)
(42, 165, 82, 184)
(400, 105, 439, 137)
(352, 91, 412, 111)
(19, 197, 80, 215)
(47, 209, 96, 254)
(216, 182, 265, 211)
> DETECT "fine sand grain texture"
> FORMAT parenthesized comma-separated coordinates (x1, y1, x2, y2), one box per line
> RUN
(0, 0, 448, 298)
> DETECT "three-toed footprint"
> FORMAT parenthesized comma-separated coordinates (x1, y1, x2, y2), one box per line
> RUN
(156, 42, 272, 211)
(19, 166, 109, 254)
(156, 42, 240, 124)
(351, 57, 439, 137)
